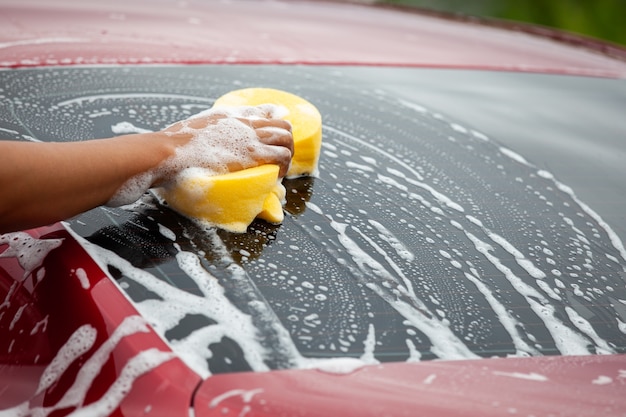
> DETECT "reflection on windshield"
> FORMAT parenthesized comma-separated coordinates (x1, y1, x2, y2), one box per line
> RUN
(2, 66, 625, 379)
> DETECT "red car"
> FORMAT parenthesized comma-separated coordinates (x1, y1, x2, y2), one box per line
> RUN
(2, 1, 626, 416)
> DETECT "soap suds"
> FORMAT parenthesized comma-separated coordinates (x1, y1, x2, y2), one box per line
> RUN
(107, 105, 291, 207)
(0, 232, 64, 280)
(2, 316, 170, 417)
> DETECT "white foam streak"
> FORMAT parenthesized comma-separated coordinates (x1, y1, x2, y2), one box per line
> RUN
(352, 225, 418, 303)
(484, 231, 546, 279)
(499, 147, 533, 166)
(208, 388, 264, 410)
(298, 324, 379, 374)
(57, 93, 213, 108)
(174, 251, 271, 375)
(463, 271, 540, 356)
(55, 316, 151, 409)
(565, 307, 614, 354)
(111, 121, 152, 134)
(325, 125, 463, 212)
(36, 325, 98, 395)
(75, 268, 90, 290)
(464, 230, 593, 355)
(67, 349, 175, 417)
(492, 371, 548, 382)
(368, 219, 415, 262)
(538, 169, 626, 263)
(307, 202, 477, 360)
(0, 232, 64, 280)
(3, 316, 167, 417)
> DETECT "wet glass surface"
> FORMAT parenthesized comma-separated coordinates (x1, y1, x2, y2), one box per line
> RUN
(1, 65, 625, 377)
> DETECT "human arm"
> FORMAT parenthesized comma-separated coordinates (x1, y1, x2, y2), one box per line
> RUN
(0, 107, 293, 234)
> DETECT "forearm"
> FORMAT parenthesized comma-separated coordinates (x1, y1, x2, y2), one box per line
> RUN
(0, 133, 185, 233)
(0, 106, 293, 234)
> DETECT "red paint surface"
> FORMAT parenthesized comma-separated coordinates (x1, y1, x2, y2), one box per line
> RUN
(0, 0, 625, 77)
(0, 224, 200, 416)
(194, 354, 626, 417)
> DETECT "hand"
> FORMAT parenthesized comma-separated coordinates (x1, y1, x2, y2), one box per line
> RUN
(160, 105, 294, 180)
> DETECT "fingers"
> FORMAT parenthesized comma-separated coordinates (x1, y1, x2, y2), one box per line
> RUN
(249, 117, 292, 132)
(257, 126, 294, 154)
(254, 120, 294, 154)
(272, 145, 293, 178)
(252, 119, 293, 177)
(164, 105, 294, 177)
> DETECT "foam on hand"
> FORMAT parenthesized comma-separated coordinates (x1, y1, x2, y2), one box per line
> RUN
(107, 106, 284, 208)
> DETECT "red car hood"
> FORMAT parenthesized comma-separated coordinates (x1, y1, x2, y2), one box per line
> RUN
(1, 224, 200, 416)
(1, 0, 626, 77)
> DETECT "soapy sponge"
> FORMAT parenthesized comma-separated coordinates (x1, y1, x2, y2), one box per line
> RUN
(160, 88, 322, 232)
(160, 164, 285, 233)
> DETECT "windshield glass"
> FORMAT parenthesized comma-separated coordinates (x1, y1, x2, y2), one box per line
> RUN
(2, 65, 625, 378)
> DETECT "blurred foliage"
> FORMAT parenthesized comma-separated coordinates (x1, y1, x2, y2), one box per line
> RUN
(379, 0, 626, 46)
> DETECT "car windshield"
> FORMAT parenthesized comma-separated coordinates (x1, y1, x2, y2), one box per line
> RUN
(2, 65, 625, 378)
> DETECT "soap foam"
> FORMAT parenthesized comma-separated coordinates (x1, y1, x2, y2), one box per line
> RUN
(2, 315, 169, 417)
(0, 232, 64, 281)
(107, 105, 290, 207)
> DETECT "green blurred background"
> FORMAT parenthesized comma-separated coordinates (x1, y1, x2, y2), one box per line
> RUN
(379, 0, 626, 46)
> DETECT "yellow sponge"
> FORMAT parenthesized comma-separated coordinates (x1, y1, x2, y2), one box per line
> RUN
(160, 88, 322, 232)
(214, 88, 322, 177)
(160, 165, 284, 233)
